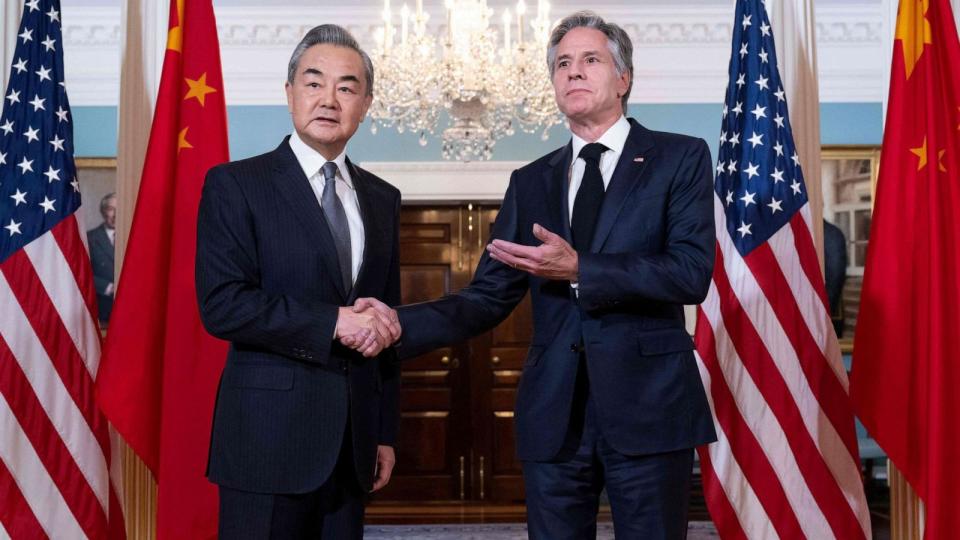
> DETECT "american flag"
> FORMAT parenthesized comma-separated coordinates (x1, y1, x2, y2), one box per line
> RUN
(693, 1, 871, 538)
(0, 0, 125, 538)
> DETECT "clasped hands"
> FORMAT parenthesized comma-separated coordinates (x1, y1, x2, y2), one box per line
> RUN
(334, 224, 573, 357)
(336, 298, 401, 357)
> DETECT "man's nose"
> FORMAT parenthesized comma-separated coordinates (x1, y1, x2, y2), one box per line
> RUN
(318, 85, 337, 107)
(567, 61, 585, 80)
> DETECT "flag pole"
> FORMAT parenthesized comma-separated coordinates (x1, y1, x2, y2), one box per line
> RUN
(888, 463, 924, 540)
(116, 0, 165, 535)
(122, 443, 157, 540)
(116, 0, 163, 271)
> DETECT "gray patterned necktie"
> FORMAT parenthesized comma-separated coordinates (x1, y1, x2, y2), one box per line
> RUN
(321, 161, 353, 293)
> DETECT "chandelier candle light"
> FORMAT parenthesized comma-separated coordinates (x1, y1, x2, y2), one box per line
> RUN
(370, 0, 565, 161)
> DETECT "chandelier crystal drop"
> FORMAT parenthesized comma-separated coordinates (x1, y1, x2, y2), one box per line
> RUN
(370, 0, 565, 161)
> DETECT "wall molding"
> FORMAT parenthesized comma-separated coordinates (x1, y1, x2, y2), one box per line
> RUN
(359, 161, 520, 202)
(62, 13, 121, 46)
(61, 6, 121, 105)
(60, 1, 887, 106)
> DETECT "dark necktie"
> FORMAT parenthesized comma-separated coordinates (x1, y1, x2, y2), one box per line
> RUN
(571, 142, 608, 252)
(320, 161, 353, 294)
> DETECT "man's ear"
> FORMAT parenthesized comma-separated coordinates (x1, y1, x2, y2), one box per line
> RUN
(618, 70, 631, 99)
(284, 81, 294, 114)
(360, 93, 373, 121)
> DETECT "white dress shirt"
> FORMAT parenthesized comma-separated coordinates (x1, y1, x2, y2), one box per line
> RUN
(567, 115, 631, 221)
(566, 115, 630, 291)
(289, 132, 365, 285)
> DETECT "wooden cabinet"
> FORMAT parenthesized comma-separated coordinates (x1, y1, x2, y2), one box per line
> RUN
(373, 204, 530, 504)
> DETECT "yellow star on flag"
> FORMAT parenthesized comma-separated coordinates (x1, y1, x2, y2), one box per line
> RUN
(910, 136, 929, 170)
(184, 73, 217, 106)
(178, 126, 193, 154)
(938, 149, 947, 172)
(896, 0, 933, 79)
(167, 0, 185, 52)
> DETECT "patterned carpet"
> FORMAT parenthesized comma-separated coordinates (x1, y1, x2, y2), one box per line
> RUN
(364, 521, 719, 539)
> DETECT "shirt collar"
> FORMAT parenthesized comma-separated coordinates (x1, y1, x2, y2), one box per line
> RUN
(570, 115, 631, 162)
(288, 132, 354, 189)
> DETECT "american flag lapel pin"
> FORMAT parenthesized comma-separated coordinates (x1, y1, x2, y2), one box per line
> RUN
(634, 156, 645, 163)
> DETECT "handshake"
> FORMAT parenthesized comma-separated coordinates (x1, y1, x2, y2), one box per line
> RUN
(335, 297, 401, 357)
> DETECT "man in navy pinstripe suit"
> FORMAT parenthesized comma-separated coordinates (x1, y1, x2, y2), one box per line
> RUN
(196, 24, 403, 539)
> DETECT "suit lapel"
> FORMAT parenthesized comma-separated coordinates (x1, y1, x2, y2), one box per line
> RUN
(345, 158, 383, 304)
(272, 138, 348, 301)
(545, 143, 573, 243)
(590, 120, 656, 252)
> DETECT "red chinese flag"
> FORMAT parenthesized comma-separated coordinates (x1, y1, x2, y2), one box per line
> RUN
(851, 1, 960, 538)
(95, 0, 229, 538)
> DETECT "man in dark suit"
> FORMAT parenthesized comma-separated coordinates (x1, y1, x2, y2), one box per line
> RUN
(87, 192, 116, 324)
(823, 218, 848, 336)
(196, 24, 402, 539)
(352, 11, 716, 539)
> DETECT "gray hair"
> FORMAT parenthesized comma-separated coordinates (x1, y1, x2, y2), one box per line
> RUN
(287, 24, 375, 97)
(546, 11, 633, 113)
(100, 192, 116, 214)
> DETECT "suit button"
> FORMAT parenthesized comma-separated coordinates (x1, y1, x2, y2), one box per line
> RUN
(570, 344, 578, 353)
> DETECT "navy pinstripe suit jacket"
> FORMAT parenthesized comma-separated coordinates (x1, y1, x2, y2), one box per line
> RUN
(196, 137, 401, 494)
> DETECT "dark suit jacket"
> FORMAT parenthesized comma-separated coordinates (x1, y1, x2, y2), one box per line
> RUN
(398, 119, 717, 461)
(823, 219, 847, 315)
(87, 224, 115, 322)
(195, 137, 402, 494)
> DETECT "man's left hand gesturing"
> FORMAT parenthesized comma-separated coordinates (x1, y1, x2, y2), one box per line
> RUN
(487, 223, 579, 282)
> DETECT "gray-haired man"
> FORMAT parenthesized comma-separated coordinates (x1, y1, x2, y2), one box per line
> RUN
(196, 24, 403, 538)
(351, 11, 717, 539)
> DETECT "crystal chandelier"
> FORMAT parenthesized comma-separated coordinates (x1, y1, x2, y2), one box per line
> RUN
(369, 0, 565, 161)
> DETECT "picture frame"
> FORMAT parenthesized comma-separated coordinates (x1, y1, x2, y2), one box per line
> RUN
(820, 145, 881, 354)
(75, 157, 118, 234)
